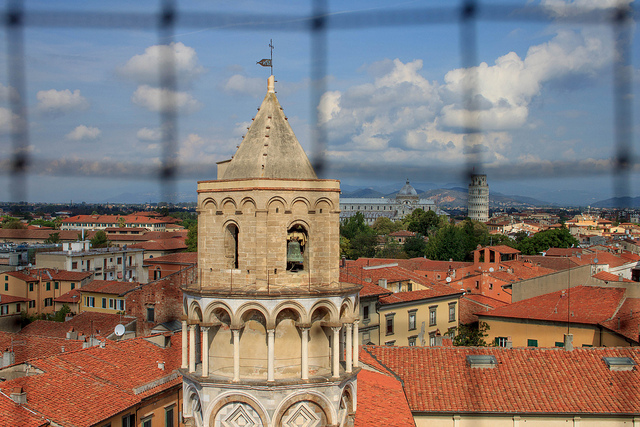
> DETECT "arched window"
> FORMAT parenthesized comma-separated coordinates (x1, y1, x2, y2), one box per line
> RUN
(225, 223, 239, 269)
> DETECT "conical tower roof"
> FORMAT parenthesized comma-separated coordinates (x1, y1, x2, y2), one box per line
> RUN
(222, 76, 317, 180)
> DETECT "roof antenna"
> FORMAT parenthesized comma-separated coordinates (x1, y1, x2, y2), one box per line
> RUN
(257, 39, 274, 75)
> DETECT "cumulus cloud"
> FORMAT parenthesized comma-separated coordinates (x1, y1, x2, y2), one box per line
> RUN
(132, 85, 202, 114)
(137, 127, 162, 141)
(0, 83, 19, 103)
(320, 26, 612, 168)
(118, 42, 205, 85)
(223, 75, 264, 96)
(66, 125, 101, 141)
(36, 89, 89, 116)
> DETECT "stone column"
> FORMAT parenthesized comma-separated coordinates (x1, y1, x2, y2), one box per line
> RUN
(181, 320, 188, 369)
(353, 320, 359, 368)
(332, 326, 341, 378)
(267, 329, 275, 382)
(189, 325, 196, 373)
(201, 327, 210, 377)
(345, 323, 353, 373)
(301, 327, 309, 380)
(232, 329, 240, 382)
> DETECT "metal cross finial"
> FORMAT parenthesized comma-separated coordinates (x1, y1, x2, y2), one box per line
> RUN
(268, 39, 274, 75)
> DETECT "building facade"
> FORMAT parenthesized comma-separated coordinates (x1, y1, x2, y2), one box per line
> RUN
(180, 76, 360, 427)
(340, 180, 447, 225)
(468, 173, 489, 222)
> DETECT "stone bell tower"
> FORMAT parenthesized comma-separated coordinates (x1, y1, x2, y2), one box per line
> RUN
(181, 75, 360, 427)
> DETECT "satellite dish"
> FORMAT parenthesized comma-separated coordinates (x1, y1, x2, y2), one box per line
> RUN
(114, 324, 125, 337)
(489, 267, 494, 272)
(594, 258, 599, 264)
(446, 277, 451, 283)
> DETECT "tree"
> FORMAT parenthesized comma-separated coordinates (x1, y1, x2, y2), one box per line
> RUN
(515, 226, 579, 255)
(405, 209, 441, 236)
(403, 234, 427, 258)
(30, 219, 56, 228)
(90, 230, 109, 248)
(44, 232, 61, 244)
(349, 230, 378, 259)
(452, 321, 490, 346)
(371, 217, 403, 236)
(2, 217, 26, 229)
(185, 224, 197, 252)
(340, 212, 369, 241)
(377, 238, 408, 259)
(425, 224, 468, 261)
(50, 304, 71, 322)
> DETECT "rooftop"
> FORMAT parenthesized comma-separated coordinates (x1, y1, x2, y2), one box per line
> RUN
(80, 280, 140, 296)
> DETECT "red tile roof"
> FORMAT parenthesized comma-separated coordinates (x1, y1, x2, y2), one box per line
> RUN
(0, 294, 31, 304)
(129, 239, 187, 251)
(459, 295, 508, 325)
(473, 245, 521, 254)
(0, 229, 97, 241)
(355, 369, 414, 427)
(478, 286, 626, 325)
(542, 247, 584, 257)
(363, 345, 640, 415)
(53, 288, 81, 304)
(0, 393, 49, 427)
(599, 298, 640, 344)
(521, 255, 580, 271)
(80, 280, 139, 295)
(380, 287, 461, 305)
(592, 271, 634, 283)
(340, 270, 391, 298)
(62, 214, 167, 225)
(145, 252, 198, 264)
(19, 312, 136, 340)
(0, 333, 181, 427)
(0, 331, 84, 364)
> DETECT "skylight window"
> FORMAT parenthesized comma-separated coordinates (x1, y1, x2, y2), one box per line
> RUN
(466, 355, 497, 369)
(603, 357, 636, 371)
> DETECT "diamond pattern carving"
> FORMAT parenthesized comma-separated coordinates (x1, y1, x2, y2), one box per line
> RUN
(282, 402, 321, 427)
(220, 404, 259, 427)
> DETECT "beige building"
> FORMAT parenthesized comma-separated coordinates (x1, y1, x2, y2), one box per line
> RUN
(180, 76, 360, 426)
(36, 240, 145, 281)
(78, 280, 138, 314)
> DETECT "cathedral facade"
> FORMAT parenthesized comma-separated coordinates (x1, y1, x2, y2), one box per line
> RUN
(180, 76, 360, 427)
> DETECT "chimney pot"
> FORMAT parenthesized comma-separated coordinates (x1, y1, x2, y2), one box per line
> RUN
(564, 333, 573, 351)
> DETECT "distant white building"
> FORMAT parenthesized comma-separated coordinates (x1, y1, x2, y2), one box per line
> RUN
(468, 174, 489, 222)
(340, 180, 447, 225)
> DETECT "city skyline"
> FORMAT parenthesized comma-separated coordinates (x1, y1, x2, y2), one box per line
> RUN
(0, 0, 638, 204)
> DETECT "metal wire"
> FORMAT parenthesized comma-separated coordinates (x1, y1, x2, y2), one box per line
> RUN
(1, 1, 637, 204)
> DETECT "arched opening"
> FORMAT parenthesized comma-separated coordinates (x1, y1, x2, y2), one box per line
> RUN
(308, 305, 332, 375)
(153, 266, 161, 280)
(239, 308, 267, 378)
(210, 307, 232, 377)
(286, 224, 308, 272)
(224, 223, 239, 269)
(274, 307, 302, 378)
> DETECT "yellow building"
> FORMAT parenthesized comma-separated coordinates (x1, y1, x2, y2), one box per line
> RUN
(79, 280, 138, 314)
(3, 269, 92, 315)
(378, 288, 462, 347)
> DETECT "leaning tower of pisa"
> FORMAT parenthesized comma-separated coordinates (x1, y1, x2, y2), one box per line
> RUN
(468, 174, 489, 222)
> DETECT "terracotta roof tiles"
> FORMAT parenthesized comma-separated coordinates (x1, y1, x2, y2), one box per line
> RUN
(364, 345, 640, 415)
(80, 280, 139, 296)
(19, 312, 136, 340)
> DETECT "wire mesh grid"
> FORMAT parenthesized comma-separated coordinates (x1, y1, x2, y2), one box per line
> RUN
(1, 0, 637, 205)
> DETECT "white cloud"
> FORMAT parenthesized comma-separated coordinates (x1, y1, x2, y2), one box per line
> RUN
(118, 42, 205, 85)
(132, 85, 202, 114)
(66, 125, 101, 141)
(0, 107, 20, 134)
(541, 0, 633, 17)
(36, 89, 89, 116)
(137, 127, 162, 141)
(223, 75, 264, 96)
(0, 83, 19, 103)
(318, 91, 341, 124)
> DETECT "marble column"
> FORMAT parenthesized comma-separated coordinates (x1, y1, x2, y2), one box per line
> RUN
(201, 327, 210, 377)
(181, 320, 188, 369)
(332, 326, 341, 378)
(353, 320, 359, 368)
(232, 329, 240, 382)
(345, 323, 353, 373)
(188, 325, 196, 373)
(267, 329, 275, 382)
(301, 327, 309, 380)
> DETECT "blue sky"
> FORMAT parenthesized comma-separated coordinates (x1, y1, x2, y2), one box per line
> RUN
(0, 0, 638, 205)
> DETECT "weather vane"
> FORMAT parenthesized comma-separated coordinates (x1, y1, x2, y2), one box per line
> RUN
(257, 39, 274, 75)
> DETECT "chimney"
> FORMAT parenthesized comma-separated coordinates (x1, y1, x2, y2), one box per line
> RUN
(158, 361, 165, 370)
(564, 333, 573, 351)
(1, 350, 15, 368)
(10, 387, 27, 405)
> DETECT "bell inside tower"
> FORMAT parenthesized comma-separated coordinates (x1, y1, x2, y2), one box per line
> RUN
(286, 224, 307, 272)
